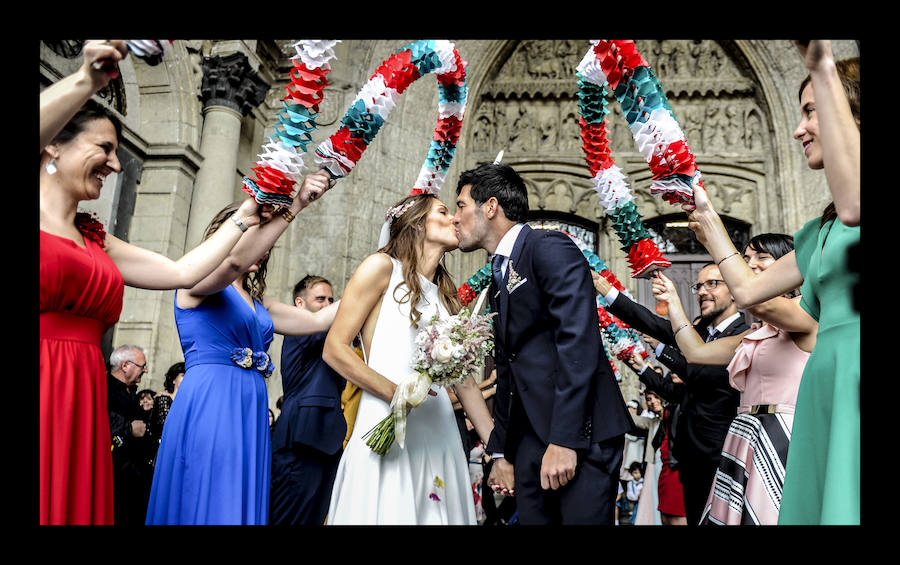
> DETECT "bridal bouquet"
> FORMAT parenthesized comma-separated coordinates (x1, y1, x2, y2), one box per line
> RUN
(363, 308, 495, 456)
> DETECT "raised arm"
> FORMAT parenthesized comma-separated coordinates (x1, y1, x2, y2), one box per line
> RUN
(41, 40, 128, 152)
(795, 40, 860, 226)
(651, 272, 748, 366)
(685, 188, 804, 309)
(114, 170, 331, 293)
(265, 298, 340, 337)
(322, 253, 398, 404)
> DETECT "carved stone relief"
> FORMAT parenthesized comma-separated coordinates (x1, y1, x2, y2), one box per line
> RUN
(469, 39, 771, 232)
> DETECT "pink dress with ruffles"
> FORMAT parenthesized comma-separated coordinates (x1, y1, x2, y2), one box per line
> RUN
(700, 323, 809, 525)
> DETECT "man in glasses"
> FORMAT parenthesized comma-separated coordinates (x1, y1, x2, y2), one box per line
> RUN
(593, 263, 748, 525)
(107, 344, 154, 524)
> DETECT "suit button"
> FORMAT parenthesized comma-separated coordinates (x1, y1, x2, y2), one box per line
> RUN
(509, 353, 517, 361)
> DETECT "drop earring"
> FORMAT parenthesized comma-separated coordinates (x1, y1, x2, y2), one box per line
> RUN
(45, 160, 57, 175)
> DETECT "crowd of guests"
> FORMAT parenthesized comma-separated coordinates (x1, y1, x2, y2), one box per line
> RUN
(40, 39, 859, 526)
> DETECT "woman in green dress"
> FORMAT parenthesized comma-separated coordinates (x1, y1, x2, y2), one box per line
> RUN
(681, 40, 860, 525)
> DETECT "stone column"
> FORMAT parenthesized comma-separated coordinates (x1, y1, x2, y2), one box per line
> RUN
(186, 52, 269, 247)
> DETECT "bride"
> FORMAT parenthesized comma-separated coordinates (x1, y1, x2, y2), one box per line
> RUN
(322, 192, 495, 525)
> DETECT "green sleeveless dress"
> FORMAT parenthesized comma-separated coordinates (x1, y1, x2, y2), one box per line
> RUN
(778, 216, 860, 525)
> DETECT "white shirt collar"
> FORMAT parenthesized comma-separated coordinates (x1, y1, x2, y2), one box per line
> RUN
(709, 312, 741, 335)
(493, 223, 525, 259)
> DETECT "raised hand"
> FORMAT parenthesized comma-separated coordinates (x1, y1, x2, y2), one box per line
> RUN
(592, 270, 613, 297)
(296, 169, 333, 209)
(684, 183, 717, 248)
(82, 40, 129, 89)
(234, 197, 263, 229)
(793, 40, 834, 72)
(651, 272, 679, 304)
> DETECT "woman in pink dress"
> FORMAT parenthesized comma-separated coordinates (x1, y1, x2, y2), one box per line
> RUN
(650, 233, 817, 525)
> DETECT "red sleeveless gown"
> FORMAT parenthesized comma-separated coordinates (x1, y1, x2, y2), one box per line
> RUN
(40, 218, 123, 525)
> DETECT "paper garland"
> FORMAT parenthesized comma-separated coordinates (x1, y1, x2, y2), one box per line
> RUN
(456, 230, 649, 372)
(576, 39, 705, 279)
(241, 40, 340, 207)
(314, 40, 467, 196)
(125, 40, 172, 66)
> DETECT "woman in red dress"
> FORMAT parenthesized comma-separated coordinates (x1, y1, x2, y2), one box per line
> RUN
(39, 40, 268, 525)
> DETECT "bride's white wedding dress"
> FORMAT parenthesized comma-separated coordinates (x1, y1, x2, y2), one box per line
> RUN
(327, 257, 476, 525)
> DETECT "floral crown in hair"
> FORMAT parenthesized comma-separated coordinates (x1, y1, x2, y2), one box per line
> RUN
(385, 199, 417, 222)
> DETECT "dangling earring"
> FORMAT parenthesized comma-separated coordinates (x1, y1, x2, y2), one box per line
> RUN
(45, 159, 58, 175)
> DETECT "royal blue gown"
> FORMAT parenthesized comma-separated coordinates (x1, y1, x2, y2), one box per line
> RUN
(146, 284, 273, 525)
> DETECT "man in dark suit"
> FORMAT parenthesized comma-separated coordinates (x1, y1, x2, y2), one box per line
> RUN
(269, 275, 346, 525)
(593, 265, 748, 525)
(107, 344, 154, 525)
(452, 163, 632, 525)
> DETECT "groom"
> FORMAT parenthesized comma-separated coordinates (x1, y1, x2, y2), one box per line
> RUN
(452, 163, 632, 524)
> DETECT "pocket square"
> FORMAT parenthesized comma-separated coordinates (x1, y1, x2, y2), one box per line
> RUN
(508, 277, 528, 294)
(507, 264, 527, 294)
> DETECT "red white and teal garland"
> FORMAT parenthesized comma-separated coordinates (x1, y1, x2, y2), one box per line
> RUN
(314, 40, 467, 196)
(576, 39, 705, 278)
(241, 40, 340, 207)
(456, 230, 649, 381)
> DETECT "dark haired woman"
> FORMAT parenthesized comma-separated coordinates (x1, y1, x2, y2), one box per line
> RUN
(148, 362, 185, 444)
(650, 233, 817, 524)
(40, 40, 262, 525)
(682, 40, 859, 524)
(323, 193, 495, 525)
(146, 174, 336, 525)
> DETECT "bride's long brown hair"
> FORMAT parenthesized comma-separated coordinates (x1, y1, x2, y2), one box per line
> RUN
(380, 193, 460, 328)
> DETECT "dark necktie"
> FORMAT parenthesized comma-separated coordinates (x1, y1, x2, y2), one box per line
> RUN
(706, 329, 720, 343)
(492, 254, 505, 291)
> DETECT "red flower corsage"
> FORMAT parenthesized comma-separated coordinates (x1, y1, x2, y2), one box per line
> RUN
(74, 212, 107, 248)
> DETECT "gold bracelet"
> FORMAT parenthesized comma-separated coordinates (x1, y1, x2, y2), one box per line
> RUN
(278, 207, 296, 224)
(674, 324, 690, 337)
(717, 252, 739, 267)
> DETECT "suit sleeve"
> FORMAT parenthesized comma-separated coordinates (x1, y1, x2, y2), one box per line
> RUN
(655, 343, 689, 378)
(532, 231, 606, 450)
(638, 368, 685, 405)
(487, 334, 511, 455)
(606, 293, 676, 346)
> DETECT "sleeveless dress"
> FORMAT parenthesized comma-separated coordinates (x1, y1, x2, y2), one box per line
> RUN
(145, 284, 273, 524)
(700, 324, 809, 525)
(327, 257, 476, 525)
(40, 222, 123, 525)
(779, 217, 860, 525)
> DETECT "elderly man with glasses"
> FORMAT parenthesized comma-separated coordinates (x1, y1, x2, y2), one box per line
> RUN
(107, 344, 154, 524)
(593, 262, 748, 525)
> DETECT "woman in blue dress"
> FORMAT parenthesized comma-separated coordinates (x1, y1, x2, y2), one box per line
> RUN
(146, 170, 338, 525)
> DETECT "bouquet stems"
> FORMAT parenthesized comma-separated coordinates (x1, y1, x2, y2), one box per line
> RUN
(362, 412, 399, 456)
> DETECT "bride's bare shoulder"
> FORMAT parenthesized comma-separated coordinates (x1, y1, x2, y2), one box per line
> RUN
(349, 252, 394, 287)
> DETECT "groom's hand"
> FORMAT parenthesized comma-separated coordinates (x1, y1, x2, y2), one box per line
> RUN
(488, 458, 515, 496)
(541, 443, 577, 490)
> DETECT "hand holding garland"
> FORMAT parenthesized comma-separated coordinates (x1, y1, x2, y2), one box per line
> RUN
(651, 272, 747, 366)
(793, 40, 860, 226)
(40, 39, 129, 152)
(684, 187, 804, 310)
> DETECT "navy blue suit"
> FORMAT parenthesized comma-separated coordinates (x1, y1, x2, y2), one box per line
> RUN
(269, 332, 347, 525)
(486, 225, 632, 524)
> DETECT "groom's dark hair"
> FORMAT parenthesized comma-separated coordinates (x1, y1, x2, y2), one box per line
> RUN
(456, 163, 530, 223)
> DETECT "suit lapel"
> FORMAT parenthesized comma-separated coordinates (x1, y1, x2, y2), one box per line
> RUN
(500, 225, 530, 341)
